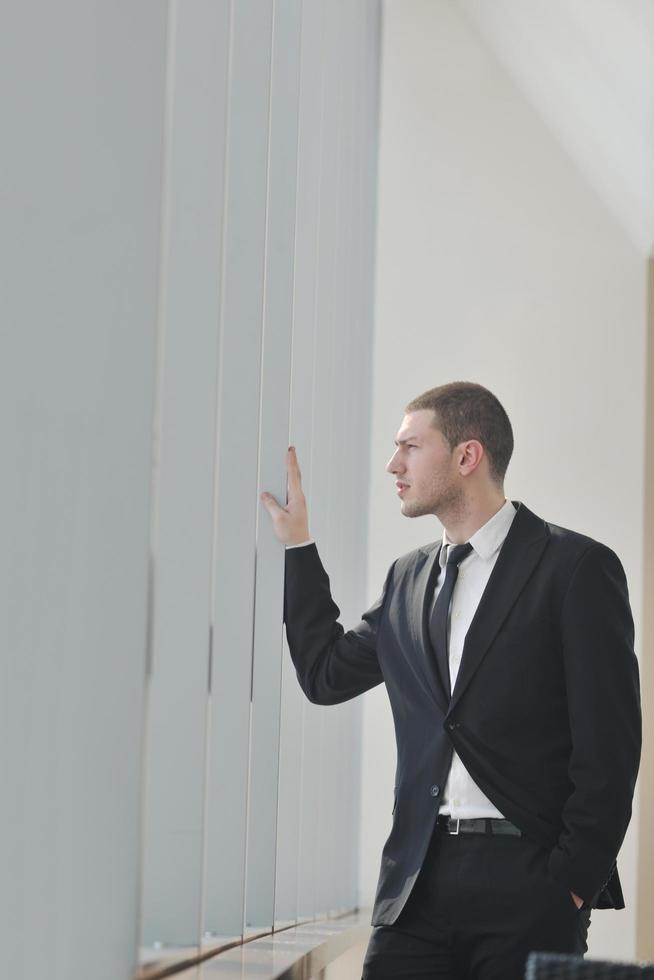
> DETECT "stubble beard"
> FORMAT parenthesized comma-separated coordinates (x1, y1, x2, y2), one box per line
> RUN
(401, 479, 463, 520)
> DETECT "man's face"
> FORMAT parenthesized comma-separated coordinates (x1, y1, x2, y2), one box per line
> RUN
(385, 410, 462, 518)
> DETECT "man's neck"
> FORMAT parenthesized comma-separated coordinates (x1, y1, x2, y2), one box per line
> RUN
(440, 494, 507, 545)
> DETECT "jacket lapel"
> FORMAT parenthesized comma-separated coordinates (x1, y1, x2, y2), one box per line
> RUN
(448, 502, 549, 714)
(411, 541, 449, 713)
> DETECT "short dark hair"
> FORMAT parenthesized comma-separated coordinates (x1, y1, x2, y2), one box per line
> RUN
(405, 381, 513, 484)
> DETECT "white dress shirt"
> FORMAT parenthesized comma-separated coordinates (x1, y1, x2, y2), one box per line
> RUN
(435, 498, 517, 818)
(286, 499, 517, 818)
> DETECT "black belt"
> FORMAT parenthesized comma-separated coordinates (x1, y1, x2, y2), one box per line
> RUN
(437, 815, 522, 836)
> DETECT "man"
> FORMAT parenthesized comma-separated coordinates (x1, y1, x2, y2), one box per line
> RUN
(260, 381, 641, 980)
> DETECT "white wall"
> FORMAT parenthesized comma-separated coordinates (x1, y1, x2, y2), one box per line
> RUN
(462, 0, 654, 257)
(360, 0, 649, 962)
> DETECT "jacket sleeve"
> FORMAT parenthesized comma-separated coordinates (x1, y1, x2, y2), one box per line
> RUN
(283, 541, 394, 705)
(547, 543, 642, 902)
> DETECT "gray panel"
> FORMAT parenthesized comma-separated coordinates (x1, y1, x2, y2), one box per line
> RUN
(337, 0, 368, 912)
(345, 0, 382, 912)
(290, 0, 327, 923)
(140, 0, 230, 951)
(204, 0, 274, 942)
(312, 0, 343, 916)
(274, 640, 305, 925)
(245, 0, 303, 932)
(330, 0, 356, 914)
(0, 2, 168, 979)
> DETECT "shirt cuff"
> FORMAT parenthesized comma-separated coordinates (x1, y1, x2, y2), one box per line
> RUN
(286, 538, 315, 549)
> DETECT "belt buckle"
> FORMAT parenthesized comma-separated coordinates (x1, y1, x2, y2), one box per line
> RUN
(448, 818, 460, 835)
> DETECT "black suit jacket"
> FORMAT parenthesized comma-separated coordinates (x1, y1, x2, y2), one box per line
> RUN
(283, 502, 641, 926)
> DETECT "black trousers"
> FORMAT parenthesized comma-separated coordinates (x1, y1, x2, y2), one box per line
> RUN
(362, 822, 591, 980)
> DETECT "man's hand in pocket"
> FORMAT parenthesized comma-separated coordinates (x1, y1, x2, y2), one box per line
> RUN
(570, 891, 584, 910)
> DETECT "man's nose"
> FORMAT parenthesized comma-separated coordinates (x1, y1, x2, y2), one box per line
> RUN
(386, 451, 402, 474)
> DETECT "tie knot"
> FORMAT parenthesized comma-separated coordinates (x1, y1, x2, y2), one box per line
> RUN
(446, 542, 473, 566)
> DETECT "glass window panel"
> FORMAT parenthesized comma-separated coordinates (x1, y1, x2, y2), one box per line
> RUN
(139, 0, 229, 958)
(0, 4, 167, 978)
(284, 0, 327, 925)
(244, 0, 303, 936)
(203, 0, 273, 945)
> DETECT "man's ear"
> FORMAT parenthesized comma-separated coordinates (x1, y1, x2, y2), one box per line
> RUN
(458, 440, 484, 476)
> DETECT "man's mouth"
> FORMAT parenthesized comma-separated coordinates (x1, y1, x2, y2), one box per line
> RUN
(396, 482, 410, 495)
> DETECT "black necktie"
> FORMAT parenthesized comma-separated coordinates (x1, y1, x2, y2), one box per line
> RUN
(429, 542, 473, 699)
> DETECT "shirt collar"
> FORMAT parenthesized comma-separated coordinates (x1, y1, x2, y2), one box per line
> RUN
(439, 498, 517, 566)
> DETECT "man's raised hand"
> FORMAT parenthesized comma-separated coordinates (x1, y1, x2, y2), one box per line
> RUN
(260, 446, 311, 546)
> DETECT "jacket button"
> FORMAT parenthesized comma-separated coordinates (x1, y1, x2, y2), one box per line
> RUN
(430, 785, 440, 797)
(447, 721, 458, 731)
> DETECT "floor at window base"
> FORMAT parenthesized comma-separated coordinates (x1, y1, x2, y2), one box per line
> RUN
(160, 912, 372, 980)
(311, 942, 368, 979)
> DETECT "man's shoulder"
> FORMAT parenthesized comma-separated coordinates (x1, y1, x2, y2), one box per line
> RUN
(545, 519, 600, 551)
(536, 511, 619, 569)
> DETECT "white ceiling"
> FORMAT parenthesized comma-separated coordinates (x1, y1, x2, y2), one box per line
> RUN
(460, 0, 654, 256)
